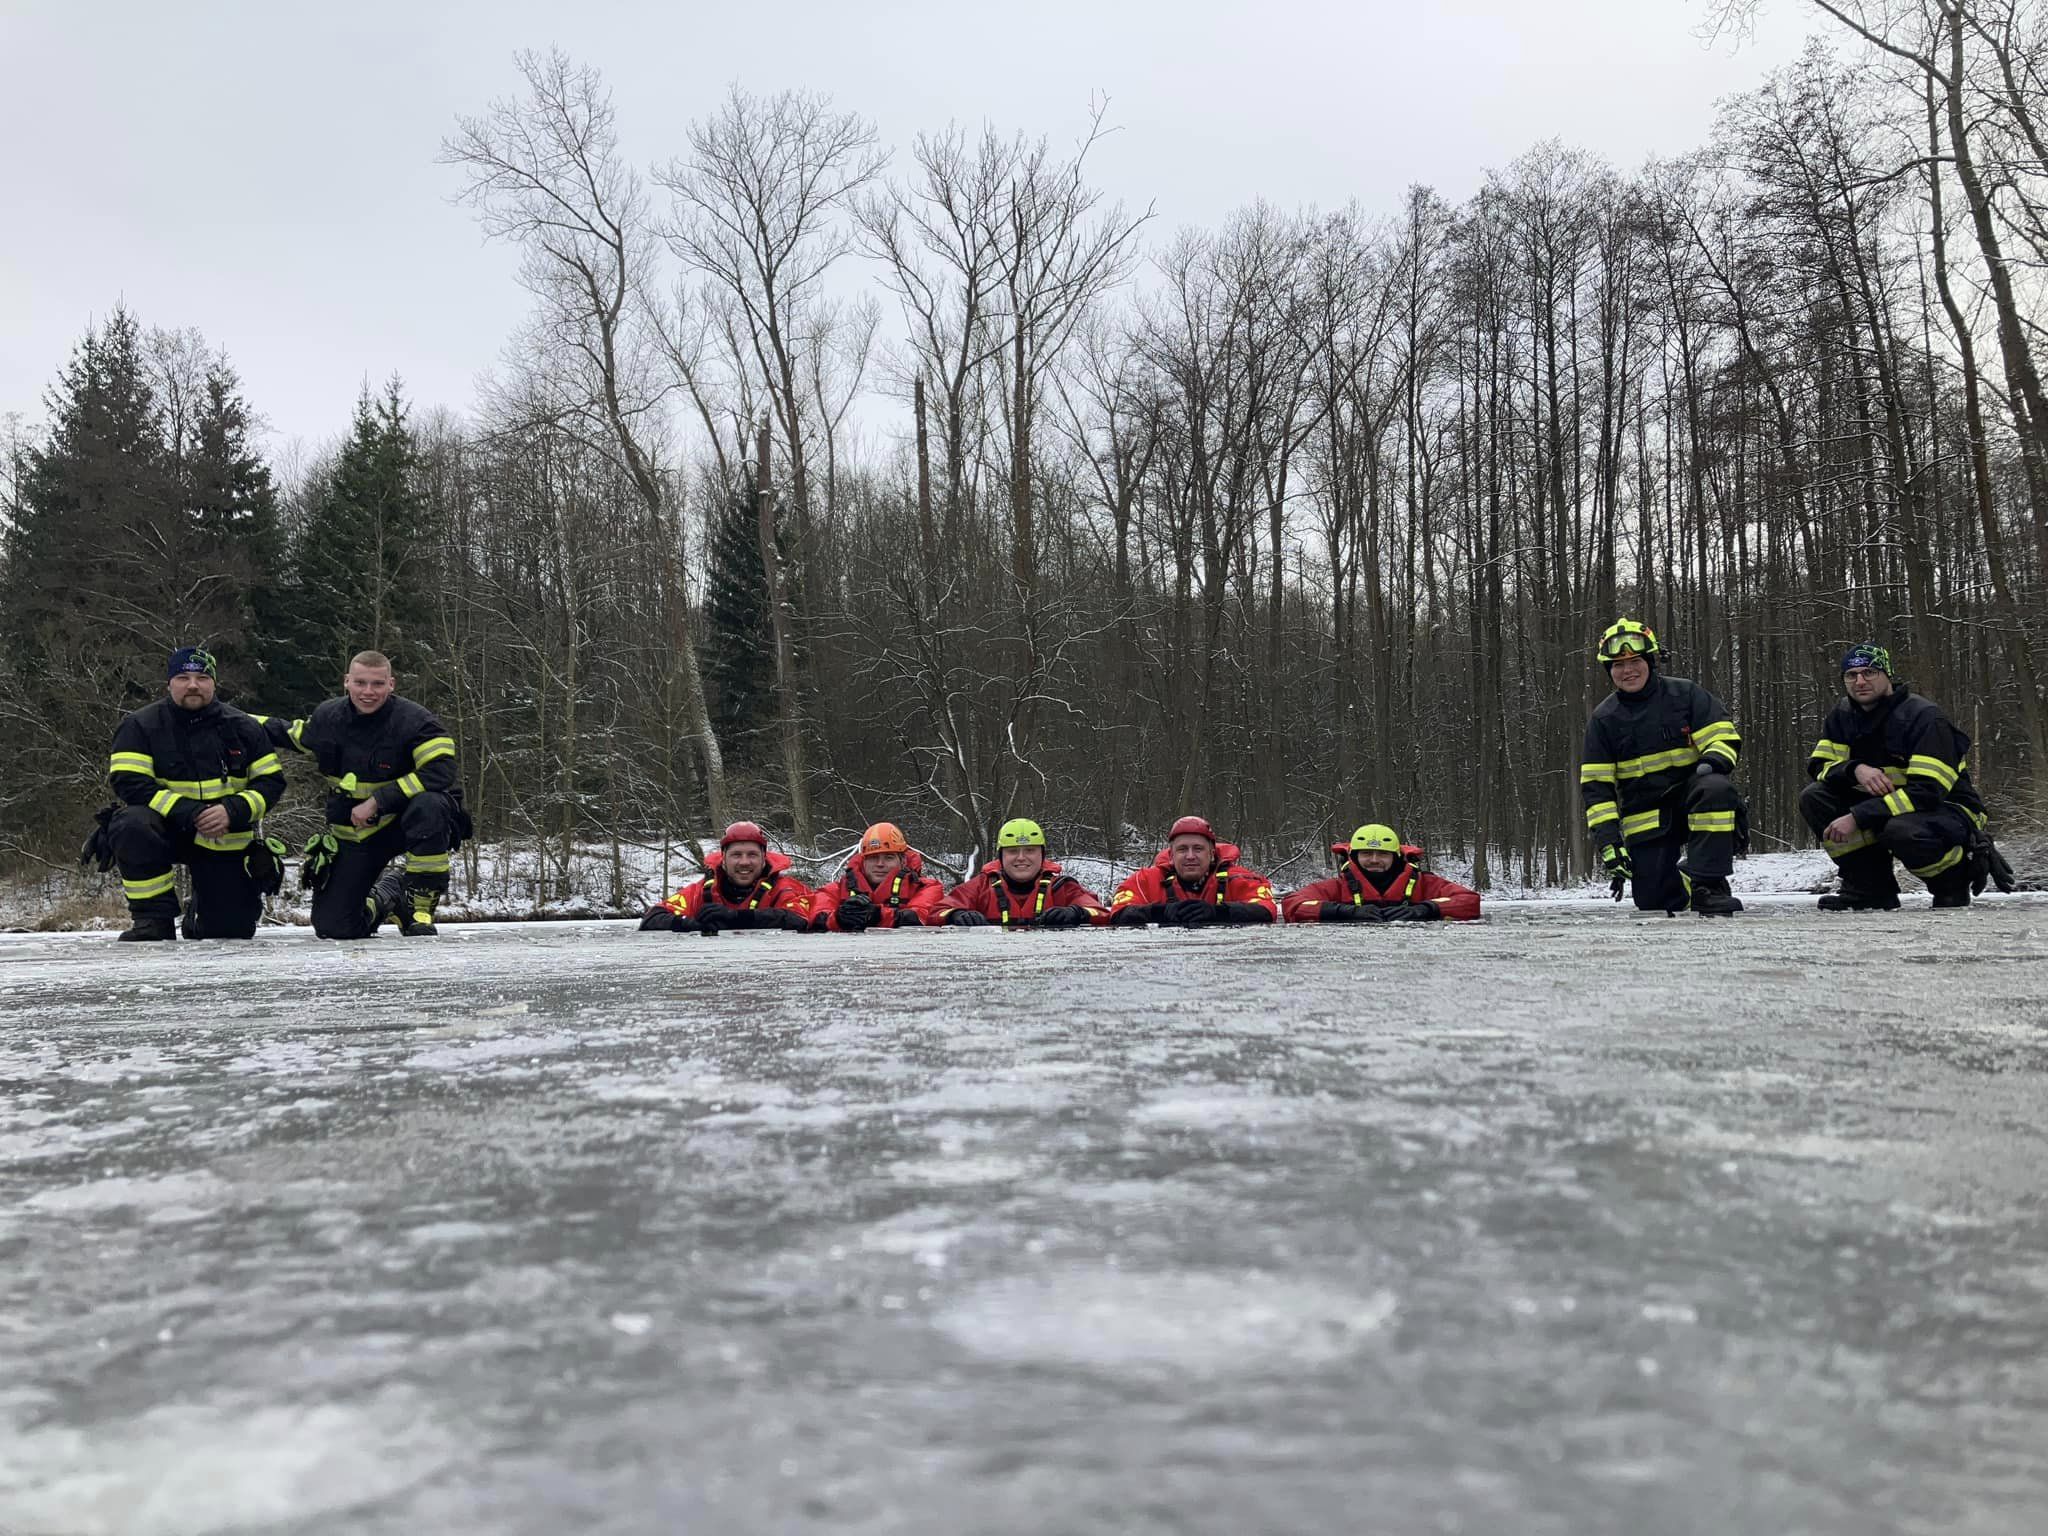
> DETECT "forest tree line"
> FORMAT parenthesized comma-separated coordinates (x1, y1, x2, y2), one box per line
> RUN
(5, 0, 2046, 895)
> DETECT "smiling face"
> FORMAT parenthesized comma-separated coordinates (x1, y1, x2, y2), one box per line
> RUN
(861, 850, 905, 885)
(1001, 845, 1045, 883)
(1607, 652, 1650, 694)
(166, 671, 216, 710)
(1354, 849, 1396, 875)
(1844, 665, 1893, 706)
(721, 842, 767, 886)
(1168, 834, 1216, 884)
(344, 662, 395, 715)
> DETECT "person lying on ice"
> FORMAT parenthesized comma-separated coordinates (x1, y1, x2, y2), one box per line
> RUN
(937, 818, 1111, 929)
(1281, 823, 1481, 923)
(810, 822, 946, 932)
(638, 820, 814, 933)
(1107, 815, 1278, 927)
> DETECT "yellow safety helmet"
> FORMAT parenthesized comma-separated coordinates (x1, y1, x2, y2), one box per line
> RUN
(1595, 617, 1659, 663)
(996, 818, 1047, 849)
(1345, 823, 1402, 854)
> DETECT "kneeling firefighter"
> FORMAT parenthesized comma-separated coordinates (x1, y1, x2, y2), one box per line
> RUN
(1579, 618, 1746, 917)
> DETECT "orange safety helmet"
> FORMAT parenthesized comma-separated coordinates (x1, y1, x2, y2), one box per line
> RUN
(859, 822, 909, 856)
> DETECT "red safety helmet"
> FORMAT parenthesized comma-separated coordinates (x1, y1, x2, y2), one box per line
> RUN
(1167, 815, 1216, 844)
(719, 820, 769, 851)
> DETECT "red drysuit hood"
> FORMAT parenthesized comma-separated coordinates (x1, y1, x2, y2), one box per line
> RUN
(707, 847, 794, 878)
(976, 856, 1066, 880)
(1151, 840, 1243, 868)
(842, 847, 929, 879)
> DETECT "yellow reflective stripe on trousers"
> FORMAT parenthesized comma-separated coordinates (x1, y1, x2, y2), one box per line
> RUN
(329, 816, 398, 841)
(123, 872, 177, 900)
(1579, 761, 1618, 785)
(109, 751, 155, 775)
(407, 851, 452, 874)
(1688, 811, 1737, 833)
(1586, 801, 1621, 830)
(1621, 809, 1662, 839)
(1906, 754, 1958, 791)
(1908, 845, 1965, 879)
(1616, 746, 1700, 779)
(412, 736, 456, 766)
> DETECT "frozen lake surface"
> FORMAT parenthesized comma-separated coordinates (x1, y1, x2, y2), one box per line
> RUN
(4, 898, 2047, 1534)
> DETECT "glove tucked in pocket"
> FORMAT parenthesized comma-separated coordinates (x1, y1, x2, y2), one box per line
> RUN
(300, 831, 340, 892)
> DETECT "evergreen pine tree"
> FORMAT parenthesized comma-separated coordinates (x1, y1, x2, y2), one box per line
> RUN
(179, 361, 286, 698)
(702, 480, 778, 767)
(278, 379, 437, 700)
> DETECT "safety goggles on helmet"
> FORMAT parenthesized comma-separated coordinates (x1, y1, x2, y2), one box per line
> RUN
(997, 817, 1047, 849)
(1345, 823, 1401, 854)
(1595, 619, 1659, 662)
(859, 822, 908, 856)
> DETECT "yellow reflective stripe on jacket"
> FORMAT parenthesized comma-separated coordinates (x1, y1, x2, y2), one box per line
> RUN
(156, 776, 252, 797)
(1621, 809, 1663, 839)
(1692, 721, 1740, 762)
(148, 789, 183, 817)
(325, 775, 395, 793)
(395, 772, 426, 797)
(1824, 831, 1876, 857)
(1906, 754, 1958, 791)
(412, 736, 456, 767)
(195, 831, 256, 852)
(238, 789, 268, 819)
(1579, 761, 1618, 785)
(1616, 746, 1700, 779)
(1585, 801, 1621, 830)
(1881, 789, 1915, 816)
(1810, 738, 1848, 766)
(247, 752, 283, 779)
(109, 751, 156, 776)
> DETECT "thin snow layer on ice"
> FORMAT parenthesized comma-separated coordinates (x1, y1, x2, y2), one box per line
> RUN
(2, 905, 2047, 1535)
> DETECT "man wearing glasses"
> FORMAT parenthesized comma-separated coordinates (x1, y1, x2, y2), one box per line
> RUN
(1579, 618, 1746, 916)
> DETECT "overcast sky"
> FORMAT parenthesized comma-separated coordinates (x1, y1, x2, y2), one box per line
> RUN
(1, 0, 1821, 456)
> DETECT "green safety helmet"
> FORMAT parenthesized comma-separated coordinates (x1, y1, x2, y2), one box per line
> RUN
(1345, 823, 1402, 854)
(1595, 617, 1659, 663)
(996, 817, 1048, 849)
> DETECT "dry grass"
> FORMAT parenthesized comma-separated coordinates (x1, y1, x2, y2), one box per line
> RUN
(31, 885, 129, 932)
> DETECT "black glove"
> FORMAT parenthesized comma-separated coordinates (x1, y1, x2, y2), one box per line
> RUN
(301, 831, 339, 893)
(1219, 901, 1272, 924)
(1384, 902, 1441, 922)
(1316, 902, 1364, 922)
(1600, 843, 1630, 902)
(638, 908, 678, 931)
(778, 908, 814, 932)
(668, 916, 704, 934)
(244, 835, 289, 896)
(833, 895, 877, 932)
(79, 803, 119, 873)
(944, 908, 991, 927)
(1109, 903, 1163, 926)
(1164, 898, 1215, 927)
(696, 904, 738, 934)
(1034, 905, 1086, 929)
